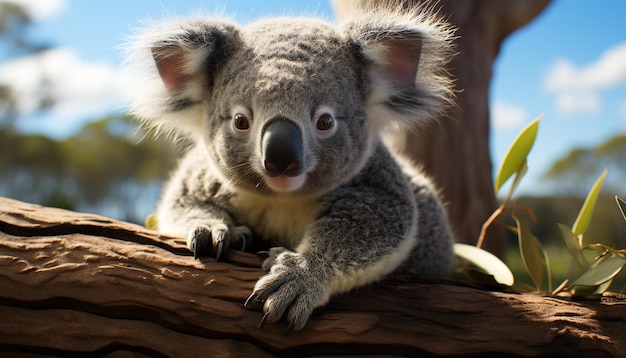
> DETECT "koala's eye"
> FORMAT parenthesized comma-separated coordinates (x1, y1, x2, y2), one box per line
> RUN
(316, 114, 334, 131)
(233, 113, 251, 132)
(312, 109, 338, 139)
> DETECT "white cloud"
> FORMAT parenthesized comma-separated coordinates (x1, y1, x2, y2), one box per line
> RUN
(554, 91, 600, 114)
(0, 48, 131, 119)
(3, 0, 67, 20)
(545, 42, 626, 92)
(491, 102, 527, 130)
(544, 41, 626, 115)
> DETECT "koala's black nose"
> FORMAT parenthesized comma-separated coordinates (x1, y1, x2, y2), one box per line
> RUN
(262, 117, 303, 177)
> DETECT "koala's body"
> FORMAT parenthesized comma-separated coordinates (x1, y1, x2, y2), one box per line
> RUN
(129, 8, 456, 331)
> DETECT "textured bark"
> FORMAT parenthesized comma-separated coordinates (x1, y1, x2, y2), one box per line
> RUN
(1, 197, 625, 357)
(333, 0, 552, 256)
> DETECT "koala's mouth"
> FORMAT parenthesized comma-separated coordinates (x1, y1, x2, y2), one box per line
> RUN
(263, 172, 307, 193)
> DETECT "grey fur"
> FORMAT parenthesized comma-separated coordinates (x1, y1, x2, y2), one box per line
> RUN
(128, 7, 456, 331)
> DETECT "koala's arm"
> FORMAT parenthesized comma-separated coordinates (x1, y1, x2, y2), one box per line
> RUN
(156, 148, 251, 259)
(249, 144, 419, 330)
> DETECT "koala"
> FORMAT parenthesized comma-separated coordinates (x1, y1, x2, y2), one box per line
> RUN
(128, 7, 456, 331)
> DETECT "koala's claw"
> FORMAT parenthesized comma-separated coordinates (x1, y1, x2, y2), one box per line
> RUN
(259, 312, 270, 329)
(188, 225, 213, 260)
(214, 240, 224, 261)
(244, 292, 259, 307)
(256, 250, 270, 259)
(188, 223, 252, 260)
(190, 238, 199, 260)
(284, 323, 295, 337)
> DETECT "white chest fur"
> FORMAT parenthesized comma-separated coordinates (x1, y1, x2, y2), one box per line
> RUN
(231, 191, 319, 249)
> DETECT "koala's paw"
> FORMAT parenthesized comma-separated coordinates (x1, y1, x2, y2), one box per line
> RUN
(246, 248, 327, 332)
(187, 222, 252, 260)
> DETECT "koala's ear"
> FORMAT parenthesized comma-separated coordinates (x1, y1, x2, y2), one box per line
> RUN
(364, 32, 423, 89)
(127, 20, 242, 138)
(341, 9, 456, 131)
(151, 44, 193, 91)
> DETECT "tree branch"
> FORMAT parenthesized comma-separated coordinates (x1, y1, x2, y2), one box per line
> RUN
(0, 197, 624, 357)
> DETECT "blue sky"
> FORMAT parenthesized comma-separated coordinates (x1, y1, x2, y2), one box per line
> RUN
(1, 0, 626, 196)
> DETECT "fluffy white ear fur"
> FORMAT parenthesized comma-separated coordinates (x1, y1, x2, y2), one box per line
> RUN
(340, 6, 456, 132)
(125, 19, 240, 140)
(151, 45, 194, 91)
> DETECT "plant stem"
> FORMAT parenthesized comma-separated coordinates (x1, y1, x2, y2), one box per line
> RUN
(477, 204, 505, 249)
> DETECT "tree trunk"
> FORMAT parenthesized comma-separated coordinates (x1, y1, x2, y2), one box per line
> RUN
(333, 0, 551, 256)
(1, 197, 625, 357)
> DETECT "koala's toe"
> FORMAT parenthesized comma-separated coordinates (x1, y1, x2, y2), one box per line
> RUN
(286, 295, 316, 331)
(261, 246, 289, 270)
(188, 225, 212, 259)
(231, 225, 253, 251)
(210, 224, 229, 260)
(187, 223, 231, 260)
(260, 279, 301, 326)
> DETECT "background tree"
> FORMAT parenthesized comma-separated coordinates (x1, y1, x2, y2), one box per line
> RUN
(544, 134, 626, 195)
(0, 115, 179, 223)
(0, 0, 53, 129)
(333, 0, 551, 256)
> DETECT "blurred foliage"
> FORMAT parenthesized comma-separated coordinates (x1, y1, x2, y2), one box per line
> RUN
(0, 0, 33, 54)
(0, 0, 55, 129)
(0, 115, 179, 223)
(0, 1, 53, 57)
(544, 134, 626, 195)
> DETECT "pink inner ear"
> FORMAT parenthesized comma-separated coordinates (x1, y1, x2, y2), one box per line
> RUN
(380, 38, 422, 88)
(153, 46, 192, 91)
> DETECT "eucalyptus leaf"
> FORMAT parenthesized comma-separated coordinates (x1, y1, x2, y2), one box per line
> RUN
(145, 213, 159, 230)
(572, 169, 607, 237)
(552, 279, 569, 296)
(502, 161, 529, 203)
(571, 253, 625, 288)
(453, 243, 514, 286)
(592, 279, 614, 295)
(571, 279, 614, 296)
(557, 223, 588, 268)
(494, 116, 541, 194)
(616, 196, 626, 222)
(569, 284, 601, 297)
(515, 216, 549, 291)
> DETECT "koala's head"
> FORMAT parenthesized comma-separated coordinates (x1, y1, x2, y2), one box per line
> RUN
(128, 9, 454, 196)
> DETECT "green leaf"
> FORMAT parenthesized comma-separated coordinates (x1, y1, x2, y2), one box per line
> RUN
(453, 243, 514, 286)
(552, 279, 569, 296)
(571, 280, 613, 296)
(570, 284, 602, 297)
(515, 216, 549, 291)
(502, 161, 528, 203)
(571, 254, 625, 289)
(557, 223, 588, 268)
(494, 116, 541, 194)
(145, 213, 159, 230)
(572, 169, 607, 237)
(616, 196, 626, 222)
(592, 279, 614, 295)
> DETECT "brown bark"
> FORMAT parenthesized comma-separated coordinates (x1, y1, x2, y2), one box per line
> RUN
(1, 197, 625, 357)
(333, 0, 551, 256)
